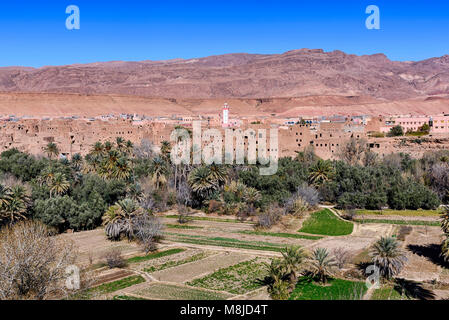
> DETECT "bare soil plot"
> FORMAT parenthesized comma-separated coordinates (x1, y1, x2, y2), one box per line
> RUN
(151, 251, 251, 283)
(400, 225, 448, 283)
(59, 229, 141, 266)
(306, 223, 393, 252)
(130, 283, 232, 300)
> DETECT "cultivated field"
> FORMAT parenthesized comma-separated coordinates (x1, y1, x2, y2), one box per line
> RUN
(65, 208, 449, 300)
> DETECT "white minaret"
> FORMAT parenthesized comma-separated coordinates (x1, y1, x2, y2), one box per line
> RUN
(222, 103, 229, 127)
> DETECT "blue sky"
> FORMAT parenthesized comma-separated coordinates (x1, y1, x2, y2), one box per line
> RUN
(0, 0, 448, 67)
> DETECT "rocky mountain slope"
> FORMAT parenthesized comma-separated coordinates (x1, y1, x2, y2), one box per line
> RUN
(2, 49, 449, 100)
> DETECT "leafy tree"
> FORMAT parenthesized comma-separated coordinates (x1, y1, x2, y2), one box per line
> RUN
(33, 196, 80, 232)
(388, 125, 404, 137)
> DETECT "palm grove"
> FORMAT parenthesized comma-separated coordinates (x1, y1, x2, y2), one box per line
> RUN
(0, 135, 448, 298)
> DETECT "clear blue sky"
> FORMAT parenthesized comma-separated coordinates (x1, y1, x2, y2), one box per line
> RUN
(0, 0, 448, 67)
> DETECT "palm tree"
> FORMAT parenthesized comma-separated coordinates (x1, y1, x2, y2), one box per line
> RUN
(0, 185, 12, 208)
(266, 258, 290, 300)
(49, 173, 70, 197)
(1, 196, 27, 224)
(308, 248, 337, 283)
(127, 183, 144, 203)
(71, 153, 83, 171)
(441, 207, 449, 235)
(44, 142, 59, 159)
(225, 180, 247, 199)
(160, 140, 171, 160)
(308, 159, 335, 186)
(90, 142, 104, 157)
(113, 157, 132, 180)
(102, 199, 143, 240)
(0, 184, 30, 225)
(105, 150, 120, 171)
(188, 166, 218, 199)
(102, 204, 126, 240)
(38, 166, 57, 186)
(124, 140, 134, 156)
(440, 207, 449, 261)
(115, 137, 125, 153)
(243, 186, 261, 204)
(150, 157, 168, 189)
(442, 238, 449, 262)
(370, 237, 408, 280)
(281, 246, 307, 285)
(208, 164, 227, 185)
(104, 141, 113, 153)
(10, 185, 31, 207)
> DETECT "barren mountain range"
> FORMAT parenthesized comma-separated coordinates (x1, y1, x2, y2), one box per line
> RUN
(1, 49, 449, 117)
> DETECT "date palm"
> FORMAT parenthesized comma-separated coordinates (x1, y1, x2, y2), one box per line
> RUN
(1, 196, 27, 224)
(71, 153, 83, 171)
(309, 247, 337, 283)
(0, 185, 30, 225)
(243, 186, 261, 204)
(105, 150, 120, 171)
(266, 258, 290, 300)
(370, 237, 408, 280)
(113, 157, 132, 180)
(442, 238, 449, 262)
(188, 166, 218, 199)
(160, 140, 171, 160)
(150, 157, 168, 189)
(49, 173, 69, 197)
(440, 207, 449, 261)
(102, 204, 126, 240)
(441, 207, 449, 235)
(44, 142, 59, 160)
(115, 137, 125, 153)
(102, 199, 142, 240)
(281, 246, 307, 285)
(90, 142, 104, 157)
(225, 181, 246, 199)
(0, 185, 12, 208)
(308, 159, 334, 186)
(38, 166, 57, 187)
(208, 164, 227, 185)
(124, 140, 134, 156)
(104, 141, 113, 153)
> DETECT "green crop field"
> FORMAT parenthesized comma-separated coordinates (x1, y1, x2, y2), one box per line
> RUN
(299, 209, 353, 236)
(289, 277, 367, 300)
